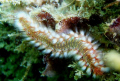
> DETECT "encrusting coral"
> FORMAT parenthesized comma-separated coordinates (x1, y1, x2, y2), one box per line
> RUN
(1, 0, 120, 81)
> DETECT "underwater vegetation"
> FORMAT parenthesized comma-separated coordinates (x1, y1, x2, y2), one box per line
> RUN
(0, 0, 120, 81)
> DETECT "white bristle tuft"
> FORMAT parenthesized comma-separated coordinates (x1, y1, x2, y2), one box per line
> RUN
(34, 43, 41, 47)
(42, 49, 52, 53)
(14, 19, 24, 30)
(59, 38, 63, 42)
(54, 34, 60, 38)
(86, 67, 91, 75)
(80, 31, 85, 36)
(76, 38, 81, 40)
(84, 43, 89, 47)
(63, 51, 68, 57)
(87, 45, 92, 49)
(75, 27, 78, 34)
(48, 27, 53, 32)
(16, 12, 28, 18)
(55, 52, 60, 57)
(25, 37, 31, 40)
(81, 66, 86, 71)
(92, 58, 96, 63)
(101, 67, 110, 72)
(81, 37, 86, 41)
(88, 37, 92, 42)
(74, 55, 82, 60)
(99, 61, 104, 65)
(59, 54, 64, 58)
(74, 33, 78, 37)
(48, 35, 53, 39)
(69, 30, 74, 35)
(93, 74, 96, 78)
(38, 45, 46, 50)
(78, 60, 85, 66)
(65, 35, 70, 39)
(94, 62, 99, 66)
(30, 24, 38, 31)
(52, 39, 57, 44)
(38, 27, 44, 32)
(68, 50, 78, 56)
(44, 27, 48, 33)
(29, 41, 36, 44)
(50, 53, 54, 57)
(81, 62, 86, 66)
(90, 54, 95, 58)
(61, 33, 66, 37)
(51, 31, 56, 37)
(93, 45, 99, 50)
(89, 50, 94, 54)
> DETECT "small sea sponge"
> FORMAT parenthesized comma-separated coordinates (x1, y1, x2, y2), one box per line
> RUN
(109, 17, 120, 35)
(36, 11, 56, 30)
(56, 17, 89, 34)
(104, 50, 120, 72)
(105, 17, 120, 46)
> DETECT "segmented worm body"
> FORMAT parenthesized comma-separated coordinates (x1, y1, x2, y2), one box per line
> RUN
(15, 12, 109, 78)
